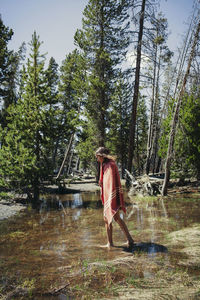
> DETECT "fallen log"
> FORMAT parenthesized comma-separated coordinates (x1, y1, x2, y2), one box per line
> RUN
(125, 170, 163, 196)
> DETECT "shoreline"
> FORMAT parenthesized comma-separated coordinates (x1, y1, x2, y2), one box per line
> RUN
(0, 200, 27, 221)
(1, 178, 199, 221)
(0, 180, 100, 221)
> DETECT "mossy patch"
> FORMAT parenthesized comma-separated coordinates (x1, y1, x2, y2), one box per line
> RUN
(166, 224, 200, 268)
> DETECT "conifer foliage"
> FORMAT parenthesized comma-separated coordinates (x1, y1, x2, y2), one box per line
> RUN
(74, 0, 130, 147)
(0, 32, 55, 202)
(0, 16, 15, 128)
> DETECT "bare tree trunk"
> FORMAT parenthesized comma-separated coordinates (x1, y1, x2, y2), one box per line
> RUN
(145, 44, 157, 175)
(52, 113, 69, 170)
(33, 178, 40, 206)
(155, 156, 161, 173)
(67, 146, 75, 175)
(52, 137, 60, 167)
(135, 121, 140, 175)
(56, 133, 74, 180)
(152, 52, 161, 173)
(32, 132, 40, 205)
(128, 0, 146, 172)
(158, 15, 193, 129)
(75, 157, 80, 171)
(173, 16, 194, 99)
(162, 20, 200, 196)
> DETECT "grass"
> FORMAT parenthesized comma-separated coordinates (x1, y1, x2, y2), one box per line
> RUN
(1, 252, 200, 300)
(0, 191, 12, 200)
(130, 195, 158, 203)
(21, 278, 36, 297)
(9, 230, 26, 239)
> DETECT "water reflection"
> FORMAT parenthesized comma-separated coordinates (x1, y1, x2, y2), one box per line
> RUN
(71, 193, 83, 208)
(41, 192, 101, 211)
(1, 191, 200, 298)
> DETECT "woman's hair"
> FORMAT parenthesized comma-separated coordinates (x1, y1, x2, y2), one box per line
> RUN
(95, 147, 116, 161)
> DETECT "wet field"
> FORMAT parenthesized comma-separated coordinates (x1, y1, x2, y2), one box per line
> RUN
(1, 189, 200, 299)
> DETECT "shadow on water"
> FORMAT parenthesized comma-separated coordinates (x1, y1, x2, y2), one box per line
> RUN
(122, 242, 168, 254)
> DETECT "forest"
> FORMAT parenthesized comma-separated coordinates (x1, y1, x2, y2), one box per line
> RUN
(0, 0, 200, 203)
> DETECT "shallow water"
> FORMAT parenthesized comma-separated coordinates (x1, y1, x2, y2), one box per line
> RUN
(0, 190, 200, 298)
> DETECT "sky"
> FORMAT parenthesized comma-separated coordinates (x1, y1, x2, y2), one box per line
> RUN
(0, 0, 195, 66)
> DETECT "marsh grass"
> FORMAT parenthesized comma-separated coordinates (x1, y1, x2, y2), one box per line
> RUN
(64, 244, 200, 299)
(129, 195, 158, 203)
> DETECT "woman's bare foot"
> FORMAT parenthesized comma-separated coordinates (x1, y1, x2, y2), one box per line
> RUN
(122, 239, 134, 248)
(99, 243, 114, 249)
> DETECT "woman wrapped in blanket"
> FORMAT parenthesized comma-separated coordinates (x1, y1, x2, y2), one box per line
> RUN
(95, 147, 134, 249)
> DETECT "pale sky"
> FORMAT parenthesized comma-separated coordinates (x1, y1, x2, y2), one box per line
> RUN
(0, 0, 194, 66)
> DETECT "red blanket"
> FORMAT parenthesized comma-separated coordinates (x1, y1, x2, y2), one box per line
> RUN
(99, 159, 126, 225)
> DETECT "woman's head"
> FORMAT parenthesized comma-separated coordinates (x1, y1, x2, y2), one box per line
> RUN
(95, 147, 110, 157)
(95, 147, 116, 162)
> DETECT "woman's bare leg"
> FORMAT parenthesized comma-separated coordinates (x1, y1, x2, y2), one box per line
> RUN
(114, 211, 134, 247)
(104, 218, 114, 248)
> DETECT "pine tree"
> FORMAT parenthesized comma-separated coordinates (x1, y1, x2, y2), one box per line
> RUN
(0, 16, 15, 128)
(107, 73, 132, 174)
(159, 91, 200, 182)
(0, 32, 53, 203)
(45, 57, 59, 106)
(74, 0, 130, 147)
(178, 93, 200, 180)
(76, 114, 97, 171)
(45, 57, 60, 168)
(57, 49, 85, 176)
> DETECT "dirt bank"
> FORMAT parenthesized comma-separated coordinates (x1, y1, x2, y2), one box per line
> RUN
(66, 179, 100, 192)
(44, 177, 101, 193)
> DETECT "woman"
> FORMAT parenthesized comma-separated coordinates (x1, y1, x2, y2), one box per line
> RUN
(95, 147, 134, 248)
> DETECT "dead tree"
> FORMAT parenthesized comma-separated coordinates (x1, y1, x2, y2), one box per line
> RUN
(145, 14, 174, 175)
(162, 20, 200, 196)
(145, 41, 157, 175)
(127, 0, 146, 172)
(67, 144, 75, 176)
(56, 133, 74, 180)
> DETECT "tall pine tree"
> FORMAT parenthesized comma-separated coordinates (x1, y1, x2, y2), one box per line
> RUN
(0, 16, 16, 128)
(57, 49, 85, 176)
(74, 0, 130, 147)
(0, 32, 53, 202)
